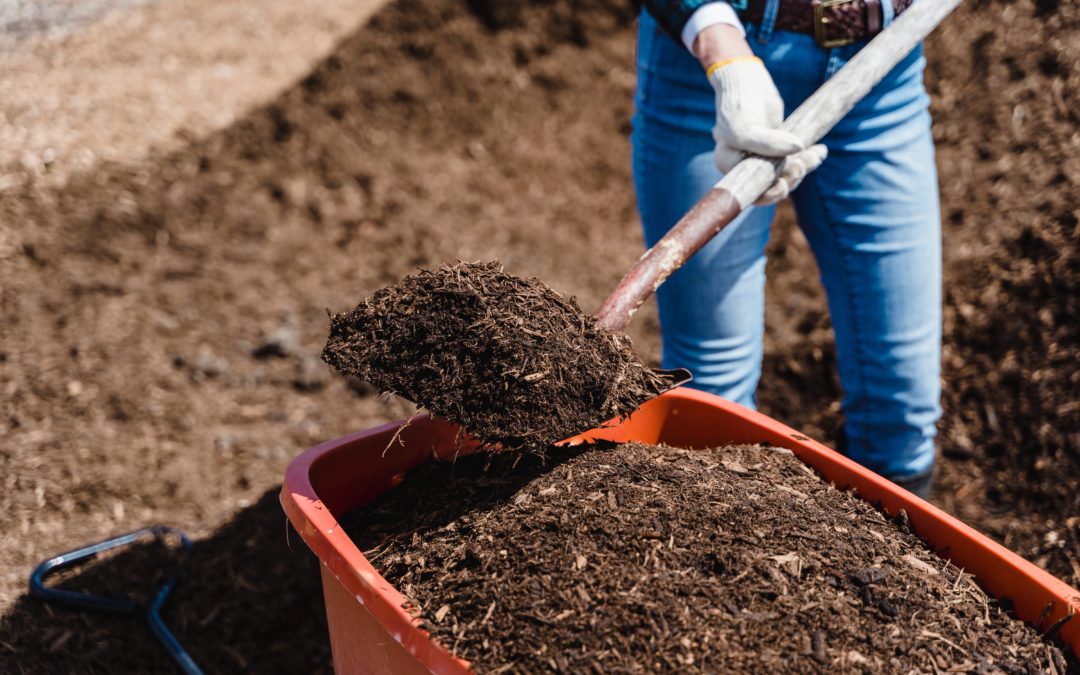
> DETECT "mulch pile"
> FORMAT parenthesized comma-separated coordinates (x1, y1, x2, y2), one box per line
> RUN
(347, 443, 1077, 673)
(323, 261, 675, 451)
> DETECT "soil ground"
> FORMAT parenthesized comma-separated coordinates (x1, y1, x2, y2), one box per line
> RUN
(0, 0, 1077, 672)
(346, 442, 1075, 673)
(0, 0, 386, 190)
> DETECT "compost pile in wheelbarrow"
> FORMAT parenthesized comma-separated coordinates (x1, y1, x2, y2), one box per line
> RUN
(346, 442, 1077, 673)
(323, 261, 678, 451)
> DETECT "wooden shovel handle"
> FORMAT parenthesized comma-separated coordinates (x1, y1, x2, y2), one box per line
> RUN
(594, 186, 744, 332)
(594, 0, 964, 333)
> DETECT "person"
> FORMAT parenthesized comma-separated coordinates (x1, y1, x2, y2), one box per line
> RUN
(634, 0, 940, 498)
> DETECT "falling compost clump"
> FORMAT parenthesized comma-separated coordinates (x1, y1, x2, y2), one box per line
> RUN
(322, 261, 674, 451)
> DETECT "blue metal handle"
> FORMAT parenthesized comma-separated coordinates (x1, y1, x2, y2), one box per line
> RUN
(29, 525, 204, 675)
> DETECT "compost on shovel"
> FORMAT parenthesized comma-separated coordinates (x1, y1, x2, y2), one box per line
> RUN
(345, 442, 1077, 673)
(323, 261, 679, 451)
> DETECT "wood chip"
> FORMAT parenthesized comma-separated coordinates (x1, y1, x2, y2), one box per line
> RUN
(903, 554, 940, 576)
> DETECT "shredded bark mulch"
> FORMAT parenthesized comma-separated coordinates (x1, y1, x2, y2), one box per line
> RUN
(346, 443, 1077, 673)
(322, 261, 676, 452)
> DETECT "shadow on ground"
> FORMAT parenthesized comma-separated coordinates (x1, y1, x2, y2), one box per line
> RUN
(0, 488, 331, 674)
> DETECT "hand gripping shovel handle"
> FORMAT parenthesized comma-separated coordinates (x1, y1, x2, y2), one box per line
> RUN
(595, 0, 964, 333)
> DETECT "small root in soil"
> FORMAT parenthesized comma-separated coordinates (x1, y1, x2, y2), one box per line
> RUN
(322, 261, 674, 452)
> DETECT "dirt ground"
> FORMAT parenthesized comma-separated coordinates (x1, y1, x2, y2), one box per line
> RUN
(0, 0, 1077, 672)
(0, 0, 386, 190)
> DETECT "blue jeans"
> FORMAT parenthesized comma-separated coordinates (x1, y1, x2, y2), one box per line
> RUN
(631, 10, 941, 479)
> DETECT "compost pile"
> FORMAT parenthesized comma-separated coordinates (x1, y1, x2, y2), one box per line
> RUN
(323, 261, 675, 451)
(347, 443, 1076, 673)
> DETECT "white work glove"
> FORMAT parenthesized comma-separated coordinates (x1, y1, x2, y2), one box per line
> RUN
(707, 56, 828, 205)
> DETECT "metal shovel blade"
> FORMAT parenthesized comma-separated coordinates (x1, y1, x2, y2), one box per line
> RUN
(654, 367, 693, 392)
(560, 367, 693, 445)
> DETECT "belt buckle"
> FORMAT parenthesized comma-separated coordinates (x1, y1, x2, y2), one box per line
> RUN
(814, 0, 859, 49)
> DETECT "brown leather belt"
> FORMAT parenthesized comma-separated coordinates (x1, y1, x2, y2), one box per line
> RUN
(735, 0, 914, 48)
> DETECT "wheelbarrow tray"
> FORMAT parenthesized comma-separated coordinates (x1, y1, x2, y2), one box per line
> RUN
(281, 387, 1080, 673)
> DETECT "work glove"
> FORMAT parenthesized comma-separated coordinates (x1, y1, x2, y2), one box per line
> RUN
(708, 56, 828, 205)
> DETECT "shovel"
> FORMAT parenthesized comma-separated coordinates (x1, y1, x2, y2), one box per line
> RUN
(325, 0, 964, 452)
(594, 0, 963, 350)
